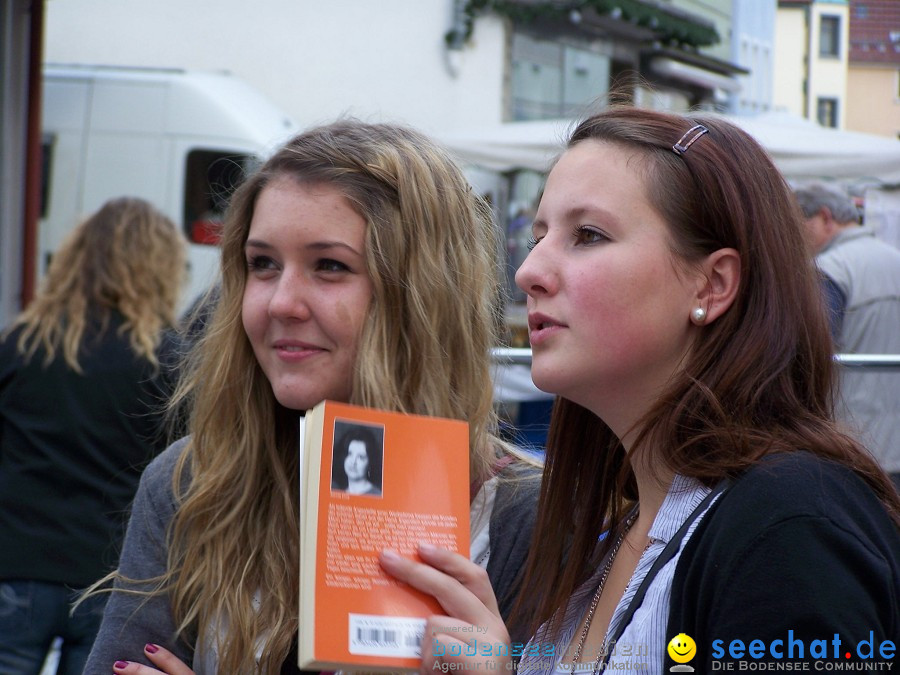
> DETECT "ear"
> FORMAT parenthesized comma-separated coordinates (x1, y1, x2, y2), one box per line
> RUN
(695, 247, 740, 323)
(819, 207, 841, 237)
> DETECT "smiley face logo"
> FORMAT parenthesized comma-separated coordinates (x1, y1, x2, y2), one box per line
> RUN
(667, 633, 697, 664)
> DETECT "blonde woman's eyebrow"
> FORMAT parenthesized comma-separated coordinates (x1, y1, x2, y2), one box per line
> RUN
(244, 238, 273, 250)
(244, 238, 364, 257)
(305, 240, 364, 257)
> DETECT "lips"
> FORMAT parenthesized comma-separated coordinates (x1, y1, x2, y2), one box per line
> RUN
(527, 312, 567, 346)
(272, 339, 326, 361)
(528, 312, 563, 331)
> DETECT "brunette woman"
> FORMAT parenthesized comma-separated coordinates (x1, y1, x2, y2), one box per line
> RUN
(381, 107, 900, 674)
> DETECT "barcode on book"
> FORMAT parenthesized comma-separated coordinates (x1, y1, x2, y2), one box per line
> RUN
(348, 614, 425, 658)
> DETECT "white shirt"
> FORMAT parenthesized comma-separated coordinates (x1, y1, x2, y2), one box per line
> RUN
(517, 475, 720, 675)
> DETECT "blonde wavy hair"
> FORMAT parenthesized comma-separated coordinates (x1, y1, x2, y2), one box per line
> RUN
(162, 121, 506, 671)
(11, 196, 185, 370)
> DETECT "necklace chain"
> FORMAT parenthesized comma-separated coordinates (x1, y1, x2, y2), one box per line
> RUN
(570, 513, 641, 670)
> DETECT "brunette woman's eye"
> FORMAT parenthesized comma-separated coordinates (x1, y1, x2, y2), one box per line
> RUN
(573, 226, 608, 246)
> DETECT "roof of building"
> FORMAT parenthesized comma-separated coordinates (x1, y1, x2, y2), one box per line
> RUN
(850, 0, 900, 65)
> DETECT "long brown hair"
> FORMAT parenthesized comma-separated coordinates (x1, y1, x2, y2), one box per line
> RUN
(514, 106, 900, 637)
(11, 196, 185, 371)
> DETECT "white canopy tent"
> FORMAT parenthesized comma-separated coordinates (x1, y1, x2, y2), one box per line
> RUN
(438, 118, 571, 173)
(438, 111, 900, 185)
(734, 112, 900, 186)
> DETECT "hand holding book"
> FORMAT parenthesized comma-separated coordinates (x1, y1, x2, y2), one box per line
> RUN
(298, 400, 473, 671)
(379, 543, 513, 674)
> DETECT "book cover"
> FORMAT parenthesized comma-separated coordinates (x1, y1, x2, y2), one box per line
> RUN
(298, 400, 471, 671)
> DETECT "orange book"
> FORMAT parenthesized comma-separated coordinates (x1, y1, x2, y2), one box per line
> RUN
(298, 400, 471, 671)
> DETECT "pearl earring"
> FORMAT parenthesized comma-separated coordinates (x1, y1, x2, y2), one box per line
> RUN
(691, 306, 707, 324)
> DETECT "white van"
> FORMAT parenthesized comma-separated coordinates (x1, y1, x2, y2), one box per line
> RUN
(40, 64, 299, 307)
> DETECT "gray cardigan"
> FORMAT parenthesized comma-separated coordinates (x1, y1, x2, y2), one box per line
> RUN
(83, 439, 540, 673)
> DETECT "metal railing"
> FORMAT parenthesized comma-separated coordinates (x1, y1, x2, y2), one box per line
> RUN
(833, 354, 900, 370)
(491, 348, 900, 370)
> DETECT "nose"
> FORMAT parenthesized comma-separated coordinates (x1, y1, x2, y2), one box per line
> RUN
(268, 270, 313, 321)
(515, 243, 555, 298)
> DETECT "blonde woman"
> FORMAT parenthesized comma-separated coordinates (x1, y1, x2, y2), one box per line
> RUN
(0, 197, 186, 675)
(83, 121, 540, 675)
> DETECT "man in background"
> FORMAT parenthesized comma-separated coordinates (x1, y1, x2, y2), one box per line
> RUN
(795, 183, 900, 491)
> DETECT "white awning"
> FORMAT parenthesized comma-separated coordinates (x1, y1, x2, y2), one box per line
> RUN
(438, 112, 900, 184)
(649, 57, 743, 93)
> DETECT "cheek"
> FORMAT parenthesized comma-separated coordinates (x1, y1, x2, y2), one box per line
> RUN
(241, 289, 265, 343)
(331, 290, 371, 347)
(570, 266, 641, 335)
(575, 265, 685, 355)
(333, 299, 351, 327)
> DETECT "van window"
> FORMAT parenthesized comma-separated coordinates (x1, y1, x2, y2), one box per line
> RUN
(183, 150, 253, 245)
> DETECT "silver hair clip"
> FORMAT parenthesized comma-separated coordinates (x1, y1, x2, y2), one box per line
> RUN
(672, 124, 709, 156)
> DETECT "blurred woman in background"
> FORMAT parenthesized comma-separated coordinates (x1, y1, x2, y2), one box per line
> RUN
(0, 196, 186, 675)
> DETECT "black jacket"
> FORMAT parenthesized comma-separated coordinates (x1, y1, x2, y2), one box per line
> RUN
(668, 452, 900, 670)
(0, 316, 182, 587)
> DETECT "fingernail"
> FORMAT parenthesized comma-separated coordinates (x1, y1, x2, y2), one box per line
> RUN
(418, 541, 437, 554)
(145, 643, 159, 654)
(114, 662, 129, 670)
(381, 549, 400, 562)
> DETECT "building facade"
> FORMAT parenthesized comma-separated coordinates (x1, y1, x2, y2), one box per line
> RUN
(774, 0, 850, 128)
(729, 0, 777, 115)
(44, 0, 745, 133)
(845, 0, 900, 139)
